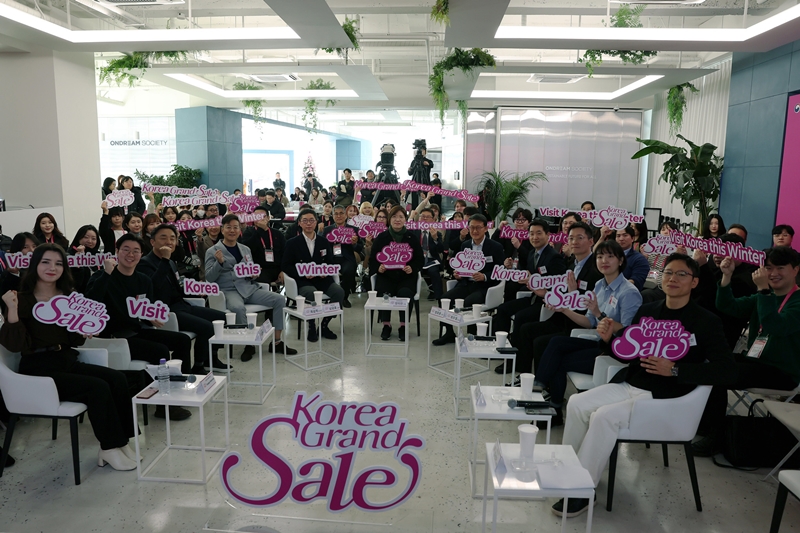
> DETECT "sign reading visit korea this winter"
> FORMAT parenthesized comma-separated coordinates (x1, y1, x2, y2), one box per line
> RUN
(220, 392, 425, 511)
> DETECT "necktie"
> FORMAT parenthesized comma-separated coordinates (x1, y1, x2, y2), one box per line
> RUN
(533, 251, 540, 270)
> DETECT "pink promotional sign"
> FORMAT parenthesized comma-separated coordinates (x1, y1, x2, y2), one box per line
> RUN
(449, 249, 485, 276)
(667, 231, 765, 266)
(170, 212, 265, 232)
(358, 222, 387, 239)
(355, 180, 479, 202)
(544, 285, 595, 311)
(490, 264, 529, 282)
(550, 233, 569, 245)
(539, 206, 643, 229)
(105, 189, 134, 208)
(499, 225, 528, 240)
(376, 242, 413, 269)
(326, 227, 357, 244)
(405, 221, 494, 230)
(776, 94, 800, 252)
(640, 235, 677, 255)
(4, 252, 116, 270)
(33, 292, 109, 336)
(349, 215, 374, 228)
(527, 273, 570, 291)
(612, 317, 692, 361)
(234, 261, 262, 278)
(220, 391, 425, 510)
(125, 296, 169, 322)
(229, 195, 260, 213)
(296, 263, 341, 276)
(183, 279, 220, 296)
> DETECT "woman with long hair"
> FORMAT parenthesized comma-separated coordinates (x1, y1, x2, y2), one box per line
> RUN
(0, 233, 40, 311)
(0, 244, 137, 471)
(308, 187, 324, 206)
(117, 175, 147, 216)
(32, 213, 69, 249)
(123, 212, 150, 255)
(161, 206, 180, 224)
(99, 202, 125, 253)
(102, 177, 116, 200)
(701, 214, 726, 240)
(361, 208, 389, 281)
(176, 210, 200, 279)
(345, 204, 359, 223)
(317, 201, 336, 233)
(68, 225, 101, 294)
(359, 202, 374, 217)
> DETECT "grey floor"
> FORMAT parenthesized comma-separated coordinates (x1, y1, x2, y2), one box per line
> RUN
(1, 293, 798, 533)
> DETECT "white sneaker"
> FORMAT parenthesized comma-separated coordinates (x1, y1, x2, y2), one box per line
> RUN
(98, 447, 136, 471)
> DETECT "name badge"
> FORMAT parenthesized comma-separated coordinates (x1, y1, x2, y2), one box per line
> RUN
(264, 250, 274, 263)
(689, 333, 697, 346)
(485, 256, 493, 263)
(333, 244, 343, 256)
(538, 266, 547, 275)
(320, 249, 327, 257)
(579, 280, 588, 290)
(747, 335, 768, 358)
(609, 296, 618, 308)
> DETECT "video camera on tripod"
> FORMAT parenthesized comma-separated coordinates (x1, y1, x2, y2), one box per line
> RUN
(373, 143, 400, 207)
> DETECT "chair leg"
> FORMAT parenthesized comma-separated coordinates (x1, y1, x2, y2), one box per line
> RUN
(662, 443, 669, 467)
(142, 403, 149, 426)
(771, 483, 790, 533)
(69, 416, 81, 485)
(0, 414, 18, 478)
(607, 441, 619, 511)
(683, 442, 702, 512)
(52, 418, 58, 440)
(416, 300, 421, 336)
(79, 413, 84, 424)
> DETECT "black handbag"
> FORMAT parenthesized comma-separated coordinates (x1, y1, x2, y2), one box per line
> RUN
(717, 399, 800, 469)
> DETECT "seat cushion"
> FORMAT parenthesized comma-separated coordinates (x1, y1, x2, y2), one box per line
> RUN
(56, 401, 88, 417)
(765, 401, 800, 439)
(779, 470, 800, 496)
(244, 305, 270, 313)
(568, 372, 595, 392)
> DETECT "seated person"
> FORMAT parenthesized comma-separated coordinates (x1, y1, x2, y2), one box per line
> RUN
(136, 224, 231, 373)
(554, 253, 735, 517)
(241, 206, 286, 286)
(773, 224, 794, 247)
(727, 223, 748, 243)
(68, 225, 102, 294)
(369, 206, 424, 341)
(86, 234, 193, 421)
(492, 208, 534, 301)
(433, 214, 505, 346)
(263, 190, 286, 230)
(204, 214, 296, 360)
(615, 225, 650, 290)
(693, 246, 800, 456)
(321, 205, 363, 308)
(282, 209, 345, 342)
(414, 207, 444, 301)
(534, 241, 643, 426)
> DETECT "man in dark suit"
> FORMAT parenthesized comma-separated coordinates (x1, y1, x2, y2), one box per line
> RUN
(264, 190, 286, 230)
(492, 208, 535, 302)
(414, 207, 445, 301)
(492, 218, 567, 373)
(321, 205, 363, 308)
(432, 214, 505, 345)
(282, 208, 345, 342)
(616, 225, 650, 290)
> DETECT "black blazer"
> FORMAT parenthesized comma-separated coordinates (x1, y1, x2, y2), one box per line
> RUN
(492, 230, 533, 264)
(411, 229, 444, 261)
(282, 233, 335, 292)
(571, 253, 604, 293)
(136, 252, 185, 307)
(321, 224, 364, 265)
(369, 230, 425, 285)
(454, 237, 505, 290)
(524, 244, 566, 278)
(240, 227, 286, 284)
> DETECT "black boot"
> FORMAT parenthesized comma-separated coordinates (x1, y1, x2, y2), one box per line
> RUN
(321, 317, 338, 339)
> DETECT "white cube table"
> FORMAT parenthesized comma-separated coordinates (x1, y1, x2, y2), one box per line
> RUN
(209, 324, 275, 405)
(132, 375, 229, 484)
(284, 305, 344, 370)
(483, 443, 595, 533)
(469, 385, 554, 499)
(364, 297, 411, 358)
(453, 338, 516, 420)
(427, 307, 492, 377)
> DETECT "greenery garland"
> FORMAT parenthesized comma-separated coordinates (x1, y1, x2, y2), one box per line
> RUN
(322, 17, 361, 57)
(98, 51, 190, 87)
(303, 79, 337, 134)
(667, 82, 699, 137)
(134, 164, 202, 205)
(428, 47, 496, 128)
(579, 5, 657, 77)
(430, 0, 450, 25)
(232, 82, 267, 124)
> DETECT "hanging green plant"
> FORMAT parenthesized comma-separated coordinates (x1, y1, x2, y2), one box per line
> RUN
(322, 17, 361, 58)
(430, 0, 450, 26)
(98, 51, 191, 87)
(428, 47, 496, 128)
(303, 79, 337, 134)
(579, 4, 657, 77)
(667, 82, 699, 137)
(232, 82, 267, 123)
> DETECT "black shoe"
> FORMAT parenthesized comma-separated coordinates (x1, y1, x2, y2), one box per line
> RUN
(342, 299, 352, 308)
(494, 361, 513, 375)
(537, 408, 563, 429)
(1, 447, 15, 468)
(204, 357, 233, 373)
(154, 405, 192, 421)
(432, 333, 456, 346)
(321, 327, 338, 340)
(398, 326, 406, 341)
(272, 341, 297, 355)
(427, 295, 437, 301)
(308, 324, 319, 342)
(381, 325, 392, 341)
(691, 435, 720, 457)
(551, 494, 595, 517)
(240, 345, 255, 362)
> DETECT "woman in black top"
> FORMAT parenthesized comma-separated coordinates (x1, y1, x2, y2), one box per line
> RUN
(123, 212, 150, 255)
(68, 225, 101, 294)
(369, 206, 424, 342)
(0, 244, 137, 471)
(317, 201, 336, 233)
(176, 210, 200, 279)
(32, 212, 69, 249)
(101, 177, 116, 200)
(98, 203, 126, 253)
(701, 214, 726, 240)
(118, 176, 147, 216)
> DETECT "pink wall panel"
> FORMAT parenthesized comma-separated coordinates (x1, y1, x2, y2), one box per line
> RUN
(776, 94, 800, 252)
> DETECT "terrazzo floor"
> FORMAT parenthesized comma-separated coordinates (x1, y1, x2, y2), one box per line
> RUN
(1, 293, 798, 533)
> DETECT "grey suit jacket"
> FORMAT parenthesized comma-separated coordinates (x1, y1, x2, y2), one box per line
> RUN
(204, 241, 259, 298)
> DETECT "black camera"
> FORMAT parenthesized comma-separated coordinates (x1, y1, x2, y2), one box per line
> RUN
(413, 139, 426, 159)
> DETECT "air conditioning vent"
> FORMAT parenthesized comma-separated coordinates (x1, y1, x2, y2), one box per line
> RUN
(98, 0, 185, 5)
(250, 74, 302, 83)
(527, 74, 587, 84)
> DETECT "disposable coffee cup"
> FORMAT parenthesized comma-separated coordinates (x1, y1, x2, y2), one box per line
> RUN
(454, 298, 465, 310)
(246, 313, 257, 329)
(368, 290, 378, 303)
(520, 373, 535, 395)
(440, 298, 451, 311)
(519, 424, 539, 459)
(496, 331, 508, 348)
(212, 320, 224, 338)
(472, 304, 483, 319)
(314, 291, 324, 305)
(225, 312, 236, 325)
(476, 323, 488, 336)
(296, 298, 305, 312)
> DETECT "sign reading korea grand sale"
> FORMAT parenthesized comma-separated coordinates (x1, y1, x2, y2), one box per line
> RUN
(612, 317, 693, 361)
(33, 292, 109, 336)
(220, 391, 425, 511)
(449, 249, 485, 277)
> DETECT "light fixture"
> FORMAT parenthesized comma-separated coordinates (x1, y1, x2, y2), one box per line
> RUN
(164, 74, 358, 99)
(527, 74, 587, 84)
(97, 0, 185, 5)
(471, 75, 663, 101)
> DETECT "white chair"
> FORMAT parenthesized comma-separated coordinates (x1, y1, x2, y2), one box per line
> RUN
(770, 470, 800, 533)
(0, 345, 109, 485)
(370, 273, 423, 336)
(727, 384, 800, 417)
(763, 401, 800, 481)
(607, 385, 712, 512)
(565, 330, 617, 392)
(282, 274, 341, 339)
(208, 283, 273, 319)
(444, 279, 505, 335)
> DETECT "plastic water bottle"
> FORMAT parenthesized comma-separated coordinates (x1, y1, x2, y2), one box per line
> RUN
(157, 358, 170, 396)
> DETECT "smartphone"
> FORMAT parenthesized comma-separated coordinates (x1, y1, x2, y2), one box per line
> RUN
(224, 324, 247, 329)
(496, 347, 518, 354)
(136, 388, 158, 399)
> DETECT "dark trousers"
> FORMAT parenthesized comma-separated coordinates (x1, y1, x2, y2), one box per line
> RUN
(338, 259, 357, 299)
(493, 297, 542, 340)
(515, 315, 569, 373)
(19, 351, 133, 450)
(535, 337, 601, 406)
(424, 264, 443, 300)
(126, 328, 193, 373)
(375, 274, 416, 323)
(440, 282, 488, 337)
(702, 354, 798, 437)
(503, 280, 528, 302)
(172, 302, 227, 367)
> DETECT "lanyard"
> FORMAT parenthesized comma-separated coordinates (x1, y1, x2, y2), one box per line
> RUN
(758, 285, 798, 334)
(0, 255, 5, 270)
(183, 233, 195, 254)
(260, 229, 273, 250)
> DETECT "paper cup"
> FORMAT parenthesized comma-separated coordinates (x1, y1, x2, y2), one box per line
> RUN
(440, 298, 451, 311)
(472, 304, 483, 319)
(368, 290, 378, 303)
(496, 331, 508, 348)
(296, 298, 305, 312)
(225, 312, 236, 325)
(454, 298, 465, 310)
(520, 373, 535, 395)
(246, 313, 257, 329)
(519, 424, 538, 459)
(476, 323, 488, 336)
(212, 320, 224, 338)
(314, 291, 324, 305)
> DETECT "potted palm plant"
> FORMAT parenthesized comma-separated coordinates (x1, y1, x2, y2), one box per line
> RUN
(475, 171, 548, 225)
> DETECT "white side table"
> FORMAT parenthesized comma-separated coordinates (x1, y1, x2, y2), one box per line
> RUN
(209, 325, 275, 405)
(453, 339, 516, 419)
(482, 443, 595, 533)
(469, 385, 554, 499)
(284, 305, 344, 370)
(427, 307, 492, 377)
(364, 297, 411, 358)
(132, 375, 229, 484)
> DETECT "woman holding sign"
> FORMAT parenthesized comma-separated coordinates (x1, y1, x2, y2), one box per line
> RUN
(369, 206, 424, 341)
(0, 244, 137, 471)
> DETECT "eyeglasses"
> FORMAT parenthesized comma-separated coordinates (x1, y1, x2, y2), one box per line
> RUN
(662, 270, 694, 279)
(514, 217, 528, 222)
(568, 235, 588, 242)
(118, 248, 142, 256)
(468, 225, 485, 231)
(300, 218, 317, 224)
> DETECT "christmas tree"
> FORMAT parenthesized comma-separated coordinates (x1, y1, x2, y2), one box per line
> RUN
(302, 153, 316, 178)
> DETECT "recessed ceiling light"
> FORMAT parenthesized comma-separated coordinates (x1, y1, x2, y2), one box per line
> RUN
(527, 74, 587, 84)
(97, 0, 185, 5)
